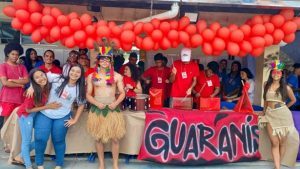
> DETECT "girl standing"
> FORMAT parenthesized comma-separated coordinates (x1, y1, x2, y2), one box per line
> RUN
(32, 64, 85, 169)
(260, 61, 298, 169)
(123, 63, 142, 97)
(17, 69, 61, 169)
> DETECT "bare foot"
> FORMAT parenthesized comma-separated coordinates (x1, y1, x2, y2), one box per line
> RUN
(113, 164, 119, 169)
(98, 164, 105, 169)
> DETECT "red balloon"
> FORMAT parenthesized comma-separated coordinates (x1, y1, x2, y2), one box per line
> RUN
(240, 25, 251, 37)
(160, 21, 171, 34)
(184, 41, 191, 48)
(212, 51, 222, 56)
(283, 33, 296, 43)
(30, 13, 43, 26)
(151, 30, 163, 42)
(121, 30, 135, 43)
(51, 8, 62, 18)
(3, 5, 16, 17)
(264, 34, 274, 46)
(28, 0, 43, 13)
(134, 22, 144, 35)
(42, 15, 56, 28)
(262, 15, 271, 23)
(179, 16, 190, 30)
(85, 25, 96, 36)
(97, 26, 110, 38)
(245, 19, 252, 26)
(65, 36, 76, 48)
(228, 24, 238, 31)
(70, 19, 82, 31)
(202, 29, 215, 42)
(230, 29, 244, 43)
(240, 41, 252, 53)
(22, 23, 34, 35)
(97, 20, 107, 27)
(151, 18, 160, 29)
(271, 15, 285, 28)
(251, 37, 265, 48)
(196, 20, 207, 33)
(108, 21, 117, 29)
(68, 12, 79, 20)
(45, 36, 56, 44)
(43, 7, 52, 15)
(121, 43, 132, 51)
(251, 48, 264, 57)
(143, 23, 154, 35)
(169, 20, 178, 30)
(251, 15, 264, 25)
(210, 22, 221, 32)
(179, 31, 190, 43)
(13, 0, 28, 10)
(142, 37, 154, 51)
(78, 42, 86, 49)
(251, 24, 266, 36)
(212, 38, 225, 51)
(273, 29, 285, 44)
(292, 17, 300, 30)
(264, 23, 275, 34)
(185, 24, 197, 35)
(135, 36, 143, 49)
(217, 27, 230, 39)
(111, 26, 122, 37)
(153, 43, 160, 51)
(191, 34, 203, 48)
(123, 21, 134, 31)
(282, 21, 297, 35)
(50, 26, 61, 40)
(16, 9, 30, 22)
(167, 30, 179, 41)
(238, 51, 247, 57)
(202, 42, 213, 55)
(40, 27, 49, 38)
(57, 15, 70, 27)
(61, 26, 72, 37)
(280, 9, 295, 21)
(31, 30, 43, 43)
(80, 14, 92, 27)
(74, 30, 87, 43)
(171, 41, 179, 48)
(227, 42, 240, 56)
(160, 38, 171, 50)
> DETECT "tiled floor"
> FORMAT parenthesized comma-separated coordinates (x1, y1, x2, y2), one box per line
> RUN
(0, 140, 299, 169)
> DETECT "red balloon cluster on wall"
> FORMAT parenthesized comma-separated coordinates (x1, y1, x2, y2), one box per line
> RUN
(3, 0, 300, 57)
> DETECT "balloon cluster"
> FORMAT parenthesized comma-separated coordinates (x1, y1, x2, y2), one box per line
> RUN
(3, 0, 300, 57)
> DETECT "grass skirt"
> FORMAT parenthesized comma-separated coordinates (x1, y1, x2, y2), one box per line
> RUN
(87, 110, 126, 143)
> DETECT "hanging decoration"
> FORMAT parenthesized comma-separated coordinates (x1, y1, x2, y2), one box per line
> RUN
(3, 0, 300, 57)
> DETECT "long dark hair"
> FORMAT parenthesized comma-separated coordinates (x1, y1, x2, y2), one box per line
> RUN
(126, 63, 140, 83)
(24, 48, 37, 72)
(29, 68, 51, 106)
(56, 64, 85, 103)
(263, 70, 287, 101)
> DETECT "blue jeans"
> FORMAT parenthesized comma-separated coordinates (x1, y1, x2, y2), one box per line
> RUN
(34, 113, 70, 167)
(18, 113, 36, 169)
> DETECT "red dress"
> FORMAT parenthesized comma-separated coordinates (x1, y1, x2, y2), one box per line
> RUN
(123, 76, 137, 97)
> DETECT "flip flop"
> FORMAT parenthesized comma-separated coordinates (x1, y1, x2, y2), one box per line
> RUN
(11, 159, 25, 166)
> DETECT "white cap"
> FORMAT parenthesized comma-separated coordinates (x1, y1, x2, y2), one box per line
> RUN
(181, 48, 191, 62)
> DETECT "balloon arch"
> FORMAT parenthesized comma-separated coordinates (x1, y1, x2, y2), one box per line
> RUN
(3, 0, 300, 57)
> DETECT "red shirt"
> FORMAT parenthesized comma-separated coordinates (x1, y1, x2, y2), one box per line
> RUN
(142, 66, 171, 89)
(170, 60, 199, 97)
(39, 64, 62, 74)
(194, 71, 220, 98)
(123, 76, 137, 97)
(85, 68, 95, 78)
(17, 95, 48, 117)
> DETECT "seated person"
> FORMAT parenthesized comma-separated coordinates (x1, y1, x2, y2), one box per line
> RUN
(221, 68, 263, 111)
(193, 61, 220, 109)
(222, 61, 242, 100)
(287, 63, 300, 110)
(123, 63, 142, 97)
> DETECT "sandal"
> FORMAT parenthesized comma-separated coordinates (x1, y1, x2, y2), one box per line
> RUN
(11, 158, 25, 166)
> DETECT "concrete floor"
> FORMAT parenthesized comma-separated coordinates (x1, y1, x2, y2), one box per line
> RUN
(0, 139, 299, 169)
